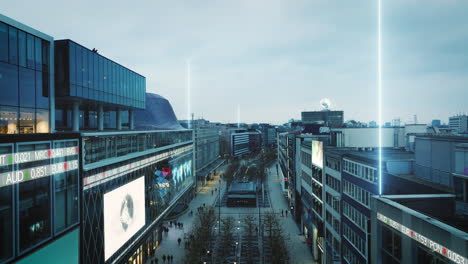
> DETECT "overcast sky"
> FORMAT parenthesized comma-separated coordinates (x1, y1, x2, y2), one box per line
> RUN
(3, 0, 467, 125)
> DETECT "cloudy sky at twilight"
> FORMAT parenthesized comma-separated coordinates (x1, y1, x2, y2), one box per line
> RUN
(3, 0, 468, 125)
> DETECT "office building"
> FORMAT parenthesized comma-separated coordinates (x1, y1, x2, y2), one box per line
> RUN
(0, 14, 195, 264)
(230, 129, 261, 157)
(294, 135, 329, 263)
(0, 14, 54, 134)
(432, 119, 441, 127)
(194, 127, 224, 189)
(449, 114, 468, 134)
(259, 123, 276, 147)
(301, 110, 344, 127)
(54, 39, 145, 132)
(0, 15, 81, 264)
(371, 194, 467, 264)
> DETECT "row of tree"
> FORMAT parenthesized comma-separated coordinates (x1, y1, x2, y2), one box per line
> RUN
(184, 208, 217, 263)
(263, 211, 290, 264)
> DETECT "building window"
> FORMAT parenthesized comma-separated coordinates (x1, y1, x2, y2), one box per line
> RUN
(18, 143, 52, 252)
(0, 144, 13, 262)
(0, 22, 8, 62)
(18, 177, 51, 252)
(381, 225, 401, 263)
(19, 67, 36, 108)
(54, 141, 79, 233)
(0, 61, 19, 107)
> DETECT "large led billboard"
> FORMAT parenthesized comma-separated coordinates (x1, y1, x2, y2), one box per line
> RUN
(103, 177, 146, 261)
(311, 140, 323, 169)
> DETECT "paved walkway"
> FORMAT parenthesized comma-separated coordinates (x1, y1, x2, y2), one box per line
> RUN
(265, 162, 316, 264)
(149, 172, 225, 264)
(149, 162, 314, 264)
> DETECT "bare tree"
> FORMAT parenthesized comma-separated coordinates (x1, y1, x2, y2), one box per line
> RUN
(184, 207, 217, 263)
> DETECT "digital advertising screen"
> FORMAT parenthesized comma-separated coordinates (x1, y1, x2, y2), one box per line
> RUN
(311, 140, 323, 169)
(103, 176, 146, 261)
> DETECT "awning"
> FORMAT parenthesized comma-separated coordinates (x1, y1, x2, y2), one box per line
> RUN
(197, 158, 225, 177)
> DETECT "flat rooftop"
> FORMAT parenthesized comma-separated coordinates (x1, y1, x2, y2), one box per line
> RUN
(378, 194, 468, 234)
(326, 147, 414, 162)
(228, 181, 256, 194)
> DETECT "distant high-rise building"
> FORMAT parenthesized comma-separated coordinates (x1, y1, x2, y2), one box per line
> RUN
(369, 121, 377, 128)
(431, 119, 441, 127)
(449, 114, 468, 133)
(384, 122, 391, 127)
(301, 110, 344, 127)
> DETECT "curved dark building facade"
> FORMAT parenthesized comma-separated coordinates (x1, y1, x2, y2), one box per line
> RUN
(134, 93, 184, 130)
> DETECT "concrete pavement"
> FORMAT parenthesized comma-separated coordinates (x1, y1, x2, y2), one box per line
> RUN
(265, 163, 315, 264)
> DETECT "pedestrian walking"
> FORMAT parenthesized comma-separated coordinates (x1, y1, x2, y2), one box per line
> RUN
(286, 210, 288, 217)
(203, 203, 205, 207)
(171, 255, 174, 263)
(215, 187, 217, 192)
(162, 255, 166, 264)
(177, 237, 182, 247)
(281, 210, 284, 217)
(181, 222, 184, 229)
(155, 258, 159, 264)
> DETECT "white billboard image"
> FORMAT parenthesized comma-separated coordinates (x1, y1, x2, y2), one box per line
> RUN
(311, 140, 323, 169)
(104, 177, 145, 261)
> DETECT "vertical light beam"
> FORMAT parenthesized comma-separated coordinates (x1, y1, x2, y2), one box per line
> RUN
(187, 60, 191, 129)
(237, 104, 240, 128)
(378, 0, 383, 195)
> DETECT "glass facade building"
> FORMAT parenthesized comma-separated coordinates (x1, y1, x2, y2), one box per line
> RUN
(54, 40, 145, 109)
(0, 15, 53, 134)
(0, 134, 80, 264)
(54, 40, 145, 132)
(80, 130, 194, 264)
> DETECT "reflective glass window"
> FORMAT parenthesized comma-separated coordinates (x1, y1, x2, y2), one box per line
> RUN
(0, 145, 13, 260)
(93, 53, 98, 90)
(18, 143, 51, 252)
(0, 183, 12, 262)
(18, 30, 26, 67)
(69, 43, 76, 85)
(88, 52, 92, 90)
(35, 37, 42, 70)
(36, 108, 49, 133)
(54, 140, 79, 233)
(0, 61, 19, 106)
(0, 106, 18, 134)
(82, 48, 88, 88)
(8, 27, 17, 65)
(36, 70, 48, 108)
(26, 33, 34, 69)
(41, 40, 49, 73)
(19, 107, 35, 133)
(76, 45, 82, 87)
(19, 67, 35, 108)
(0, 23, 7, 62)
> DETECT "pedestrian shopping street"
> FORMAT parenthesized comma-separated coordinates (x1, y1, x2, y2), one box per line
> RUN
(149, 163, 314, 264)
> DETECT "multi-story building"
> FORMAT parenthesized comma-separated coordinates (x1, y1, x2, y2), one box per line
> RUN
(371, 137, 468, 263)
(230, 129, 261, 157)
(294, 135, 329, 263)
(259, 123, 276, 147)
(0, 14, 54, 134)
(194, 127, 223, 189)
(432, 119, 441, 127)
(54, 39, 145, 132)
(0, 14, 195, 264)
(301, 110, 344, 127)
(449, 114, 468, 133)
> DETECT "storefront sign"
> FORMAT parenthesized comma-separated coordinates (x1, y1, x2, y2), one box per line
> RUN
(377, 213, 468, 264)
